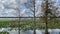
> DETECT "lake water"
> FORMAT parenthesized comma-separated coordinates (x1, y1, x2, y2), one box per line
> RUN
(0, 28, 60, 34)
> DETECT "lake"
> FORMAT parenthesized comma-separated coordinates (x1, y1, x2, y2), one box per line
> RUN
(0, 28, 60, 34)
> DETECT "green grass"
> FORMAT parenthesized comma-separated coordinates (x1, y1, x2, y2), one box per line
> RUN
(0, 20, 17, 27)
(0, 19, 60, 29)
(0, 32, 9, 34)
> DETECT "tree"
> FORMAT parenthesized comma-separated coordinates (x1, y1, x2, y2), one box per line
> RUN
(3, 0, 21, 34)
(41, 0, 58, 34)
(24, 0, 36, 34)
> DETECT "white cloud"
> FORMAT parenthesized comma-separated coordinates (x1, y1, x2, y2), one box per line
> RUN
(0, 0, 59, 17)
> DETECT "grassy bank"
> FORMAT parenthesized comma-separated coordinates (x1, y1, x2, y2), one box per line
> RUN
(0, 20, 17, 27)
(0, 19, 60, 29)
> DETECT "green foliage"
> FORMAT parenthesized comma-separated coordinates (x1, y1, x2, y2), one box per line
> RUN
(0, 32, 9, 34)
(0, 20, 17, 27)
(0, 19, 60, 29)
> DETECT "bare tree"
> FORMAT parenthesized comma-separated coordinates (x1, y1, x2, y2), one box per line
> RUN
(3, 0, 21, 34)
(24, 0, 36, 34)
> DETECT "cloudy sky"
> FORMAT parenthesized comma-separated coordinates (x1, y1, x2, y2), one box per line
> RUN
(0, 0, 59, 17)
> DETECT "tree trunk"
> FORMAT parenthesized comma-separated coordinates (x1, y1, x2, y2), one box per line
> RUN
(44, 0, 49, 34)
(18, 28, 20, 34)
(44, 22, 49, 34)
(33, 30, 36, 34)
